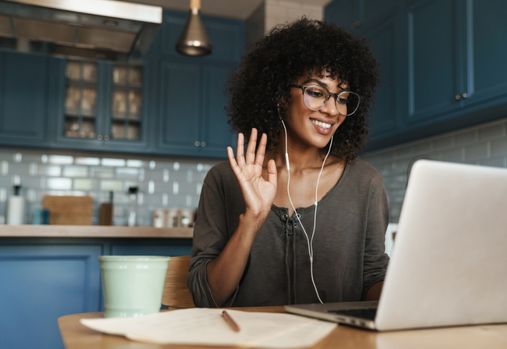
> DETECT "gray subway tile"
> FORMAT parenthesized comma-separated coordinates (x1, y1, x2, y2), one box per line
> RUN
(49, 155, 74, 165)
(63, 165, 88, 177)
(490, 138, 507, 158)
(464, 143, 489, 161)
(478, 123, 506, 141)
(75, 157, 100, 166)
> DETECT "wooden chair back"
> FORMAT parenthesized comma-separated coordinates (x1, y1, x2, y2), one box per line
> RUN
(162, 255, 195, 308)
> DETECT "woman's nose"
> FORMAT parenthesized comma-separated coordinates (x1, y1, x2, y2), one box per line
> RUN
(319, 96, 340, 116)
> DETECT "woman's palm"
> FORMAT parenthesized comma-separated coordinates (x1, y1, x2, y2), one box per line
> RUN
(227, 129, 277, 217)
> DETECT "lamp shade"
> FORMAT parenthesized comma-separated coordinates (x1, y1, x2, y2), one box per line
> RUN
(176, 0, 212, 56)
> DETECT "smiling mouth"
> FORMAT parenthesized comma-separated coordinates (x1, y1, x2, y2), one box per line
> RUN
(311, 119, 332, 129)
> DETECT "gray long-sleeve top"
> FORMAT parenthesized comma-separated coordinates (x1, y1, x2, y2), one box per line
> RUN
(188, 159, 389, 307)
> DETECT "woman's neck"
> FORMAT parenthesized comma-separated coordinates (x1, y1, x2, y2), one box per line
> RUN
(270, 143, 336, 174)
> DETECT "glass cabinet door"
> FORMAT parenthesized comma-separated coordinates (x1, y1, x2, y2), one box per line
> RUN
(64, 61, 98, 139)
(111, 65, 143, 141)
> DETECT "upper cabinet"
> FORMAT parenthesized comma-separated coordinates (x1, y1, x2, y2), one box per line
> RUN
(462, 0, 507, 109)
(326, 0, 507, 150)
(153, 12, 243, 158)
(0, 51, 50, 147)
(53, 59, 149, 152)
(0, 10, 244, 158)
(325, 0, 398, 33)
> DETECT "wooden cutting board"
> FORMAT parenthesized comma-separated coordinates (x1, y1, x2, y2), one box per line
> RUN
(42, 195, 94, 225)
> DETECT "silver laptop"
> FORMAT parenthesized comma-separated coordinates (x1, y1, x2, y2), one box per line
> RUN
(285, 160, 507, 331)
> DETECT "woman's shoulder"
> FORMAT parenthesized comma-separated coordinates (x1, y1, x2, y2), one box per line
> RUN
(346, 158, 384, 184)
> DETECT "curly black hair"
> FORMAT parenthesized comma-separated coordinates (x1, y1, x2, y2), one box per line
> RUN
(227, 18, 378, 162)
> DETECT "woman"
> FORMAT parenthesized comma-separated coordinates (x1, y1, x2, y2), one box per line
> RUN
(188, 18, 389, 307)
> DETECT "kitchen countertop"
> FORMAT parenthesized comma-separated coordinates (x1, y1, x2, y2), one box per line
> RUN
(0, 225, 193, 238)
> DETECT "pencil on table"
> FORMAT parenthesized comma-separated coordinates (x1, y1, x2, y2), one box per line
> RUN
(221, 310, 240, 332)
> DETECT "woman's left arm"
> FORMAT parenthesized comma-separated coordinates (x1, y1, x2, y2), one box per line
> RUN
(362, 174, 390, 300)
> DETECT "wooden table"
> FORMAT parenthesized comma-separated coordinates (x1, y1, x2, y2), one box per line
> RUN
(59, 308, 507, 349)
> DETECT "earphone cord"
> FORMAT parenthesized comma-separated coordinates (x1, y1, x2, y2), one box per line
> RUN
(281, 119, 333, 304)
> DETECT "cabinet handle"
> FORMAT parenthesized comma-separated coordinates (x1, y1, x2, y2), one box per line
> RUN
(455, 92, 469, 101)
(97, 134, 103, 141)
(194, 140, 201, 147)
(201, 141, 206, 147)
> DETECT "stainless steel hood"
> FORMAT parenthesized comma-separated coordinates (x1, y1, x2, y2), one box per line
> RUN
(0, 0, 162, 61)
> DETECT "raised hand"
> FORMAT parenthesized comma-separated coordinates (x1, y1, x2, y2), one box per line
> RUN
(227, 128, 277, 221)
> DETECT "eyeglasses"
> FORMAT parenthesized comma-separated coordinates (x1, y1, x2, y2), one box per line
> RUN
(290, 84, 361, 116)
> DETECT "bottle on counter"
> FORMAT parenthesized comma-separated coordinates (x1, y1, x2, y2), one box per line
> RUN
(126, 186, 139, 227)
(7, 184, 26, 225)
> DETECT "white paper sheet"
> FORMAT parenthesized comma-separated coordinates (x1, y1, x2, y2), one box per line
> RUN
(81, 308, 336, 348)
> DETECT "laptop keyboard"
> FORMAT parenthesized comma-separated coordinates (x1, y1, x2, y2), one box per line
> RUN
(328, 308, 377, 320)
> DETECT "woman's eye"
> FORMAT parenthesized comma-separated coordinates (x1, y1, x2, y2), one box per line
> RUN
(337, 97, 349, 105)
(305, 88, 325, 98)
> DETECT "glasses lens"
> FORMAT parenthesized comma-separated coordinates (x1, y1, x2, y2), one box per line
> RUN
(338, 91, 360, 116)
(302, 85, 361, 116)
(302, 86, 327, 110)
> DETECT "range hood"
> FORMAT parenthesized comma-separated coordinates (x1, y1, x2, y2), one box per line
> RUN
(0, 0, 162, 61)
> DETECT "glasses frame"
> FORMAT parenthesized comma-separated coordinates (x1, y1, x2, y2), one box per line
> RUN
(290, 84, 361, 116)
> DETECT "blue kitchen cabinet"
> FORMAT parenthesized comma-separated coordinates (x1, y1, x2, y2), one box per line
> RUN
(461, 0, 507, 110)
(325, 0, 397, 33)
(362, 14, 403, 142)
(0, 237, 192, 349)
(51, 59, 151, 153)
(201, 64, 236, 155)
(158, 61, 202, 155)
(154, 11, 243, 158)
(157, 61, 234, 157)
(0, 51, 49, 147)
(403, 0, 463, 126)
(326, 0, 507, 150)
(0, 243, 102, 349)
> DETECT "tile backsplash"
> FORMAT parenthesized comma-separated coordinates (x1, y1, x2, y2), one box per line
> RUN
(363, 117, 507, 223)
(2, 116, 507, 226)
(0, 150, 218, 226)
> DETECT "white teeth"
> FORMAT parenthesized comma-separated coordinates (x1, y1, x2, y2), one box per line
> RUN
(311, 119, 332, 129)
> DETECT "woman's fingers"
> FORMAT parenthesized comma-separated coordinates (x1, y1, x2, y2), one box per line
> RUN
(236, 132, 245, 167)
(255, 133, 267, 167)
(267, 159, 277, 185)
(245, 128, 258, 164)
(227, 146, 241, 176)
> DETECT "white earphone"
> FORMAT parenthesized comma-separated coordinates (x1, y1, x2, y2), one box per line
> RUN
(279, 117, 333, 304)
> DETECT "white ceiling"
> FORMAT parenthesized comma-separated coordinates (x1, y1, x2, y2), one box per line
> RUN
(126, 0, 332, 20)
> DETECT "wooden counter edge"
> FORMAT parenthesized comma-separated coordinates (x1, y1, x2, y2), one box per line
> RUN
(0, 225, 193, 238)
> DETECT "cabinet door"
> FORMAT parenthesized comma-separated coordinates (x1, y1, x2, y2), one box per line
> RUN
(464, 0, 507, 107)
(0, 51, 48, 146)
(364, 16, 401, 142)
(0, 244, 101, 349)
(404, 0, 463, 125)
(200, 65, 234, 158)
(325, 0, 361, 32)
(158, 62, 201, 155)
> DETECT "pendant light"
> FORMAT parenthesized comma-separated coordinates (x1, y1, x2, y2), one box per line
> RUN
(176, 0, 212, 56)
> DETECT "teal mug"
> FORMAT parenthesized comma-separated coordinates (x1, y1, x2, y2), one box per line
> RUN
(99, 255, 169, 318)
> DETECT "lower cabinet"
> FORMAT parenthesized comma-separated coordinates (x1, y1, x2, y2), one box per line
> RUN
(0, 238, 192, 349)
